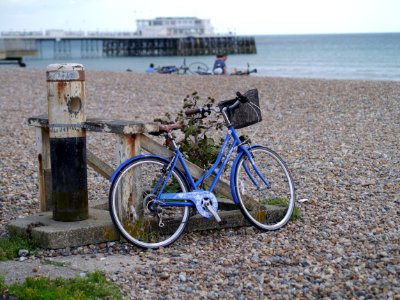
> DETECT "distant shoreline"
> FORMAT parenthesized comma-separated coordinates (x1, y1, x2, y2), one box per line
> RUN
(6, 32, 397, 82)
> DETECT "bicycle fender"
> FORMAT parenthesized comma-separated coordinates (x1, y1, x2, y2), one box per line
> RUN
(230, 144, 262, 204)
(109, 154, 171, 183)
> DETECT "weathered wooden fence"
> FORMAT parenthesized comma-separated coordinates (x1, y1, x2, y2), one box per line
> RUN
(28, 115, 237, 211)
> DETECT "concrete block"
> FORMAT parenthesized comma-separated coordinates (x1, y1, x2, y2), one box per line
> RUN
(7, 209, 119, 249)
(7, 205, 286, 249)
(187, 210, 250, 232)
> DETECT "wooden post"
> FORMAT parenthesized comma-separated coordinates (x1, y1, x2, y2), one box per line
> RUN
(47, 63, 88, 221)
(115, 134, 142, 221)
(35, 127, 52, 211)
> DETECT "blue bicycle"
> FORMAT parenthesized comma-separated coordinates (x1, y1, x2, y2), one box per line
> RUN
(109, 89, 295, 249)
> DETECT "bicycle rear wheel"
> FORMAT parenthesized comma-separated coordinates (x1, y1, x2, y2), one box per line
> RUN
(188, 62, 209, 75)
(233, 146, 295, 231)
(109, 156, 190, 249)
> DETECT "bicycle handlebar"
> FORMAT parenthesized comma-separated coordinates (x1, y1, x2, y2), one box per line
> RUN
(184, 91, 250, 117)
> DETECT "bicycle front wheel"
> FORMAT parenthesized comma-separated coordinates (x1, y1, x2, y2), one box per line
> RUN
(109, 156, 190, 249)
(233, 146, 295, 231)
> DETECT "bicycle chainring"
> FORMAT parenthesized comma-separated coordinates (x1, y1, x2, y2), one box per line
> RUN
(194, 191, 218, 219)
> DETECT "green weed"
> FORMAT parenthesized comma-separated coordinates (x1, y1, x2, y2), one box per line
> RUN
(124, 216, 159, 242)
(261, 197, 302, 220)
(0, 235, 37, 261)
(1, 271, 122, 300)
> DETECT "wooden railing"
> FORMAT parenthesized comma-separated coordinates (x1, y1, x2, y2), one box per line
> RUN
(27, 115, 235, 212)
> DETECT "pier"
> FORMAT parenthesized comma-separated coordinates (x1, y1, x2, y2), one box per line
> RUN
(100, 36, 256, 56)
(1, 35, 256, 60)
(0, 38, 37, 66)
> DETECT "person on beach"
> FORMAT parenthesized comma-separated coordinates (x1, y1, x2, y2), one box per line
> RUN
(145, 63, 157, 73)
(213, 54, 227, 75)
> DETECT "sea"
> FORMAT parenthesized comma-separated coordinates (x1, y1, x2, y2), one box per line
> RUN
(22, 33, 400, 81)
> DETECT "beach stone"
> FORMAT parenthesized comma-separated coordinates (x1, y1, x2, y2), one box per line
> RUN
(18, 249, 29, 257)
(1, 68, 399, 299)
(179, 272, 187, 282)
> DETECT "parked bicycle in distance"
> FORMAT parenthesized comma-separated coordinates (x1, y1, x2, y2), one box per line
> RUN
(156, 59, 190, 74)
(155, 59, 209, 75)
(153, 59, 257, 76)
(231, 63, 257, 76)
(189, 61, 257, 76)
(109, 89, 295, 249)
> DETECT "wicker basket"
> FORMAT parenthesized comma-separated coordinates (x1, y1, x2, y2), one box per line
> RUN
(218, 89, 262, 129)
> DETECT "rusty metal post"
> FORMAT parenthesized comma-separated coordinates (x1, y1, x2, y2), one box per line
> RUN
(47, 63, 88, 221)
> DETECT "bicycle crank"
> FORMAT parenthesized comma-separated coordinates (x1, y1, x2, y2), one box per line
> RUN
(159, 190, 226, 224)
(203, 200, 226, 225)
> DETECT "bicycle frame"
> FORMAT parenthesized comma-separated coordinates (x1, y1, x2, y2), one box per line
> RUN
(108, 88, 297, 249)
(156, 125, 270, 209)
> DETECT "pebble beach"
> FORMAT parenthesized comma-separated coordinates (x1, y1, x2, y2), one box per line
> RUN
(0, 67, 399, 299)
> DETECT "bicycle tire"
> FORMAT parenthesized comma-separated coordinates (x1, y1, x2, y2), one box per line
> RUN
(109, 156, 190, 249)
(233, 146, 295, 231)
(188, 62, 209, 75)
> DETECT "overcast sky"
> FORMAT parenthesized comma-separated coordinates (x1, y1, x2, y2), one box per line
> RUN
(0, 0, 399, 35)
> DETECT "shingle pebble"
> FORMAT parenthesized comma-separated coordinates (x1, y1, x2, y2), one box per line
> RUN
(0, 67, 399, 299)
